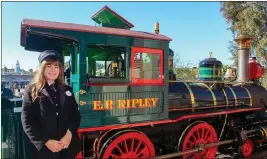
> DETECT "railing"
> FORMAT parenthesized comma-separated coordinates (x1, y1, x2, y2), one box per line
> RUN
(2, 109, 16, 159)
(1, 98, 31, 159)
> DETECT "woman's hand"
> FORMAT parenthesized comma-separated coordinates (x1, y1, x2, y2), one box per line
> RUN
(60, 129, 72, 149)
(45, 140, 63, 153)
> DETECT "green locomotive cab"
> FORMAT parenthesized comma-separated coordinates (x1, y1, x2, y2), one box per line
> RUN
(20, 6, 172, 128)
(2, 5, 266, 159)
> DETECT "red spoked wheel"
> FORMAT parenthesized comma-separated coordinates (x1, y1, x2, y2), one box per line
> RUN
(178, 121, 218, 159)
(100, 131, 155, 159)
(75, 151, 83, 159)
(238, 139, 254, 158)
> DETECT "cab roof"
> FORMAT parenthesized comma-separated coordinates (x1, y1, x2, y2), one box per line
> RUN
(20, 18, 172, 47)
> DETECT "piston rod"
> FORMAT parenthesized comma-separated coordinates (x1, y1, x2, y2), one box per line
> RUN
(154, 139, 235, 159)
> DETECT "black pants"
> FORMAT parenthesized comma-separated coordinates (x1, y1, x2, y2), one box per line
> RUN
(31, 144, 75, 159)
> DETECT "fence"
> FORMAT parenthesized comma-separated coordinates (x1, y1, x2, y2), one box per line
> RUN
(1, 98, 32, 159)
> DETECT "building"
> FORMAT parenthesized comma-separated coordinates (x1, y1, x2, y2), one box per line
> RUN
(1, 60, 34, 91)
(2, 60, 34, 76)
(15, 60, 21, 73)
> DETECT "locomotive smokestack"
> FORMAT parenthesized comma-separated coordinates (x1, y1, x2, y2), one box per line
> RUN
(234, 34, 252, 82)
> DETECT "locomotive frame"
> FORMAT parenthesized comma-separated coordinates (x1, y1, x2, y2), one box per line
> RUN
(2, 5, 267, 159)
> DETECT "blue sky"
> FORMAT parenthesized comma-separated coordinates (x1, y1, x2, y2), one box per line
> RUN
(2, 2, 233, 71)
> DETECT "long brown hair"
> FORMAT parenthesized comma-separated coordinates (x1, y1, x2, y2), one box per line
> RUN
(30, 58, 65, 101)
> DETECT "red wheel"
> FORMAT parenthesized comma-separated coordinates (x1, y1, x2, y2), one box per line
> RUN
(75, 151, 83, 159)
(178, 122, 218, 159)
(239, 139, 254, 158)
(100, 131, 155, 159)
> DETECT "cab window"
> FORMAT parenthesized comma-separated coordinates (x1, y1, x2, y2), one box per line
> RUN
(131, 47, 163, 84)
(86, 45, 126, 78)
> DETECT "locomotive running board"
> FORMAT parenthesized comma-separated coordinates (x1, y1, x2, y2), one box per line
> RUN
(154, 139, 237, 159)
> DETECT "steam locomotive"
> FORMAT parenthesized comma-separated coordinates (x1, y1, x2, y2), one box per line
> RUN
(2, 6, 267, 159)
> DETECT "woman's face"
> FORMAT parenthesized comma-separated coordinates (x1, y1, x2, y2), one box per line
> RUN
(44, 61, 60, 83)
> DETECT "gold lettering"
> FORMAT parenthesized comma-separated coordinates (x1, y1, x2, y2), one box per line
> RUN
(105, 100, 114, 109)
(126, 100, 131, 108)
(93, 101, 102, 110)
(151, 98, 159, 106)
(145, 98, 151, 107)
(93, 98, 158, 111)
(132, 99, 139, 108)
(118, 100, 126, 109)
(138, 98, 145, 107)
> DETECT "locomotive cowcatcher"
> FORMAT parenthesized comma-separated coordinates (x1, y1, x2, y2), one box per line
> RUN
(2, 5, 267, 159)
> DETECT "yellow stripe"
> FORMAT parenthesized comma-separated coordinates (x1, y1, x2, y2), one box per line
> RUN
(243, 87, 252, 106)
(259, 129, 265, 139)
(199, 83, 217, 106)
(259, 126, 267, 139)
(226, 86, 238, 106)
(222, 89, 229, 105)
(183, 82, 195, 112)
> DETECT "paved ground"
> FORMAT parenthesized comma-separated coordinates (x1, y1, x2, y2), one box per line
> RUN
(217, 149, 267, 159)
(252, 150, 267, 158)
(2, 142, 266, 158)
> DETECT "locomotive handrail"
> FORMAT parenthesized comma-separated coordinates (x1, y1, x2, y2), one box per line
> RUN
(153, 139, 236, 159)
(169, 80, 254, 84)
(87, 77, 127, 84)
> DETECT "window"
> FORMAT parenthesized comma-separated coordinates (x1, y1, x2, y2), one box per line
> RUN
(86, 45, 126, 78)
(131, 47, 163, 84)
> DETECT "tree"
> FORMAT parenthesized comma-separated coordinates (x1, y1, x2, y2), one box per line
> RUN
(173, 53, 198, 81)
(220, 2, 267, 88)
(220, 2, 267, 65)
(29, 69, 33, 73)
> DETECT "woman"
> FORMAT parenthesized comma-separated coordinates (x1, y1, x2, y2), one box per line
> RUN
(21, 50, 81, 159)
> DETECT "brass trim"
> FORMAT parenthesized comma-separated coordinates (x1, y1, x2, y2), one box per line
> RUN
(168, 80, 253, 84)
(260, 126, 267, 139)
(243, 87, 252, 106)
(226, 86, 238, 106)
(234, 35, 252, 49)
(259, 129, 264, 139)
(222, 89, 229, 105)
(199, 83, 217, 106)
(80, 101, 87, 106)
(75, 92, 79, 103)
(79, 89, 86, 95)
(183, 82, 195, 112)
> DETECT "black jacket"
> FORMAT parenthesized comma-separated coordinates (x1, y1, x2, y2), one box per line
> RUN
(21, 83, 81, 158)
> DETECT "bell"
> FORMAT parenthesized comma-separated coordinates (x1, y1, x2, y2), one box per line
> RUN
(224, 67, 236, 80)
